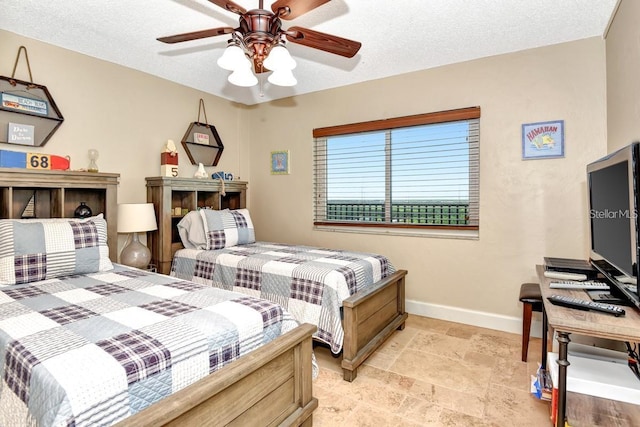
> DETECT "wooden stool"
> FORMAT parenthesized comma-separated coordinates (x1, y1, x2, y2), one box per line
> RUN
(519, 282, 543, 362)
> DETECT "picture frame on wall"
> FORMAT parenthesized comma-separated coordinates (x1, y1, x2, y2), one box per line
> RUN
(522, 120, 564, 160)
(271, 150, 290, 175)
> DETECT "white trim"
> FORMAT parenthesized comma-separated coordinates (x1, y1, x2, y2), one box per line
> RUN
(406, 299, 544, 338)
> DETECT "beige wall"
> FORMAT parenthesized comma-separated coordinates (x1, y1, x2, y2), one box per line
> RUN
(1, 29, 609, 329)
(606, 0, 639, 151)
(0, 30, 250, 258)
(247, 38, 608, 324)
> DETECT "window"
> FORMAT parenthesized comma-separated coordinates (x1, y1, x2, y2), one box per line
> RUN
(313, 107, 479, 232)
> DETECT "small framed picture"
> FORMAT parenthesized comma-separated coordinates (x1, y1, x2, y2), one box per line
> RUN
(522, 120, 564, 160)
(271, 150, 290, 175)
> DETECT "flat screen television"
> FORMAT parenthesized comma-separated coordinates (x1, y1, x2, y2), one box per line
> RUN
(587, 141, 640, 309)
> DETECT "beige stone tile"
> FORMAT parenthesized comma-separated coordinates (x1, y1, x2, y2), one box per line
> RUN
(405, 315, 453, 333)
(468, 331, 521, 359)
(357, 364, 415, 391)
(462, 350, 498, 369)
(312, 387, 359, 427)
(482, 383, 552, 426)
(395, 396, 444, 425)
(444, 323, 479, 339)
(437, 408, 495, 426)
(406, 330, 468, 360)
(490, 355, 531, 392)
(376, 327, 419, 355)
(407, 378, 487, 418)
(390, 348, 492, 396)
(342, 402, 427, 427)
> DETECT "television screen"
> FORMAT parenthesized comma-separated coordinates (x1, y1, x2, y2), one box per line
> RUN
(587, 142, 640, 309)
(589, 160, 633, 277)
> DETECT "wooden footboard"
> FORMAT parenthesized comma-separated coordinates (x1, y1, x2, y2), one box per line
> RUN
(341, 269, 408, 381)
(116, 323, 318, 427)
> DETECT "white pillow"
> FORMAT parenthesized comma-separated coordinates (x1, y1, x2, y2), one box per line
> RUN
(176, 210, 208, 249)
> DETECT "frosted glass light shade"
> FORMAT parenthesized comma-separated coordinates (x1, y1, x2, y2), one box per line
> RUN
(268, 68, 297, 87)
(117, 203, 157, 233)
(263, 45, 296, 71)
(217, 45, 250, 71)
(228, 67, 258, 87)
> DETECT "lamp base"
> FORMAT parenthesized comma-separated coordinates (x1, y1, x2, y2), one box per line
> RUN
(120, 232, 151, 269)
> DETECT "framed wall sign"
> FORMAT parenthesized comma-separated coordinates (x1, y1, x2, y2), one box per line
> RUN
(522, 120, 564, 160)
(271, 150, 290, 175)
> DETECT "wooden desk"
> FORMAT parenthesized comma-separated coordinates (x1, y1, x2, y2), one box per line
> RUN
(536, 265, 640, 427)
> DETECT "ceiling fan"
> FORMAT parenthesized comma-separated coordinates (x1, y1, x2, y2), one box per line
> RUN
(157, 0, 362, 87)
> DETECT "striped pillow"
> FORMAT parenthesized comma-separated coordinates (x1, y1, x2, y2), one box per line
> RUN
(0, 215, 113, 286)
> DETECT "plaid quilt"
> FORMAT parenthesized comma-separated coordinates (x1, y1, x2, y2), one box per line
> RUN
(170, 242, 395, 353)
(0, 264, 302, 427)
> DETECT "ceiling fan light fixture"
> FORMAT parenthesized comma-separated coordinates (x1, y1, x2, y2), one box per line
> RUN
(268, 68, 297, 87)
(263, 44, 296, 71)
(217, 43, 249, 71)
(228, 67, 258, 87)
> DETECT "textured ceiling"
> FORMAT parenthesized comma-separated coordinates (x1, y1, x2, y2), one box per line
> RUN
(0, 0, 618, 106)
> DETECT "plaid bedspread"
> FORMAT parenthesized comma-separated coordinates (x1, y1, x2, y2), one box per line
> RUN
(0, 264, 302, 427)
(170, 242, 395, 353)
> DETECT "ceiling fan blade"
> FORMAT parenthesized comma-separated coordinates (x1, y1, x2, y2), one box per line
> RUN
(157, 27, 235, 44)
(271, 0, 330, 20)
(207, 0, 246, 15)
(285, 26, 361, 58)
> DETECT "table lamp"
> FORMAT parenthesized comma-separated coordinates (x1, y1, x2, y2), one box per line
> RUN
(117, 203, 157, 269)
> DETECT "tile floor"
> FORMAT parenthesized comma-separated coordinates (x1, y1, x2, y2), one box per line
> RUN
(311, 315, 553, 426)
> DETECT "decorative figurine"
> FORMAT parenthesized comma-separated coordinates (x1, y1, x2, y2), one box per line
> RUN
(87, 149, 99, 172)
(194, 162, 208, 178)
(161, 139, 179, 177)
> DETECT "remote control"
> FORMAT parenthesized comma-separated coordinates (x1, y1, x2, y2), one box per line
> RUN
(549, 280, 609, 290)
(544, 271, 588, 281)
(547, 294, 625, 316)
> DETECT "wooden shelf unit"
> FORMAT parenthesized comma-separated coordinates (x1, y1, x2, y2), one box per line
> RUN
(0, 168, 120, 260)
(146, 176, 247, 275)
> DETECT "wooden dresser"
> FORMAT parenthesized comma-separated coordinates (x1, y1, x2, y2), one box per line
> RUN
(145, 176, 247, 274)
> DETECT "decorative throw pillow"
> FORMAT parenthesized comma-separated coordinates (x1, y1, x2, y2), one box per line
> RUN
(0, 214, 113, 286)
(199, 208, 255, 250)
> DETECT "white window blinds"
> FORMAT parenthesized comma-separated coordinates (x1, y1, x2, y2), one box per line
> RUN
(313, 107, 480, 229)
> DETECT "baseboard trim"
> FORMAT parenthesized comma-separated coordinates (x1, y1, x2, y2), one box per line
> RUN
(406, 299, 544, 338)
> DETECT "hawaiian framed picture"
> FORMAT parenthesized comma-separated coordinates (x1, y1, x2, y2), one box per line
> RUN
(271, 150, 290, 174)
(522, 120, 564, 160)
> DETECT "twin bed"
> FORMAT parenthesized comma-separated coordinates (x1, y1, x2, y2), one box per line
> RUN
(172, 208, 408, 381)
(0, 215, 317, 426)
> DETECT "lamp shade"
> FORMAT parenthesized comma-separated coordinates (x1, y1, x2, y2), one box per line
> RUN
(117, 203, 157, 233)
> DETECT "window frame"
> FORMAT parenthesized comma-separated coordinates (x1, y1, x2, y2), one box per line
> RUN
(313, 106, 480, 232)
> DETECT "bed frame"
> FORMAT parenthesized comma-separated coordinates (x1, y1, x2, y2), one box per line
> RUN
(115, 323, 318, 427)
(341, 269, 408, 381)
